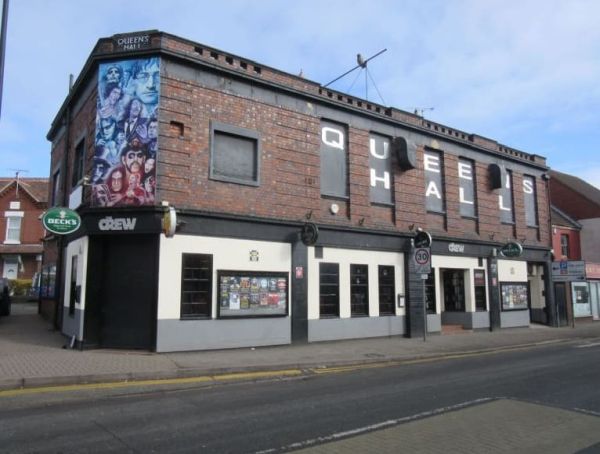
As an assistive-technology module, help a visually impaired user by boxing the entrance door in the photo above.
[96,235,158,349]
[554,282,568,326]
[443,270,465,312]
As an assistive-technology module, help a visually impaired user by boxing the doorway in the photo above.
[85,234,158,349]
[554,282,568,326]
[442,269,465,312]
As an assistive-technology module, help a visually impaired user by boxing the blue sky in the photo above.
[1,0,600,187]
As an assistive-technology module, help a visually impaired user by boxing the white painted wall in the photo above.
[307,247,404,320]
[431,255,487,313]
[158,234,292,320]
[498,259,527,282]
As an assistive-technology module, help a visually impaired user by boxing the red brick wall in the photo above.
[550,179,600,220]
[552,227,581,260]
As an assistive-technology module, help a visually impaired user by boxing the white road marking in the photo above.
[256,397,498,453]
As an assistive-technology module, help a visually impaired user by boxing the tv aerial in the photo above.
[323,49,388,104]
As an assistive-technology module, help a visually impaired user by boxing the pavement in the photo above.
[2,302,600,393]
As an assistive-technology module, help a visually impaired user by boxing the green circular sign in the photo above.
[42,207,81,235]
[500,241,523,258]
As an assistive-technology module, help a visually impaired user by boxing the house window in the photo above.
[210,122,260,186]
[320,120,348,198]
[560,234,570,258]
[4,214,23,244]
[319,262,339,317]
[180,254,213,319]
[72,139,85,187]
[378,265,395,315]
[350,264,369,316]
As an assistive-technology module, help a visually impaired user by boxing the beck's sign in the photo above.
[42,208,81,235]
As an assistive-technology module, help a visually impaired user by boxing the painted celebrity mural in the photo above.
[92,57,159,207]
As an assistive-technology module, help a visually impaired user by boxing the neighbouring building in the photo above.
[0,177,48,283]
[44,30,555,351]
[550,170,600,322]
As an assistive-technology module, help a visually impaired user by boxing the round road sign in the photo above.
[415,248,430,265]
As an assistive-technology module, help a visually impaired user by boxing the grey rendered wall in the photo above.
[156,318,291,352]
[427,314,441,333]
[580,219,600,263]
[471,311,490,329]
[308,316,405,342]
[441,311,471,326]
[501,310,530,328]
[62,309,84,341]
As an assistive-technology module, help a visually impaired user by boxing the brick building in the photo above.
[549,170,600,322]
[0,177,47,282]
[44,31,555,351]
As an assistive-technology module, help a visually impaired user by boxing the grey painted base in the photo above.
[441,311,490,329]
[530,308,548,324]
[427,314,441,333]
[501,310,530,328]
[308,316,405,342]
[156,318,291,352]
[62,308,84,341]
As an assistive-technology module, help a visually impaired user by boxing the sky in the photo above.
[1,0,600,187]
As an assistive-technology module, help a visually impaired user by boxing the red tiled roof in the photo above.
[0,178,48,203]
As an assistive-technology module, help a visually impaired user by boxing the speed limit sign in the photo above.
[414,247,431,274]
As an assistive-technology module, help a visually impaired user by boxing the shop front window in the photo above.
[572,282,592,317]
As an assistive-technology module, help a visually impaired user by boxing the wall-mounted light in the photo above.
[408,224,415,231]
[489,233,495,240]
[358,217,365,226]
[305,210,313,220]
[330,203,339,215]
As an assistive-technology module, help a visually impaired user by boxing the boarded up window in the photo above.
[210,123,260,186]
[424,150,444,213]
[523,175,538,227]
[369,133,393,205]
[458,158,476,217]
[499,170,514,223]
[320,121,348,198]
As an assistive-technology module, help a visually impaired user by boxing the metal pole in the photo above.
[423,279,427,342]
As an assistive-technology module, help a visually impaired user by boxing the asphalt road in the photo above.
[1,340,600,453]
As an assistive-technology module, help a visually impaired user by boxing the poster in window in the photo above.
[218,271,288,317]
[92,57,160,207]
[501,283,528,310]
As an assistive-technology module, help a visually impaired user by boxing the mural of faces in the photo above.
[92,57,160,207]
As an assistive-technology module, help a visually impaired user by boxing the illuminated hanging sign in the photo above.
[42,208,81,235]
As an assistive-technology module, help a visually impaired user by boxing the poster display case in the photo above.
[500,282,529,311]
[218,270,288,318]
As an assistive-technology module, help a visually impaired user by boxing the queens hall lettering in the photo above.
[424,150,444,213]
[369,134,393,205]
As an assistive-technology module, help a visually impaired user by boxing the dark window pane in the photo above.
[180,254,213,319]
[350,264,369,316]
[378,265,395,315]
[319,262,339,317]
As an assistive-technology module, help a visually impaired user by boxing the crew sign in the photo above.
[42,208,81,235]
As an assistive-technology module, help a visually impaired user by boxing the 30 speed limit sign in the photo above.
[414,247,431,274]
